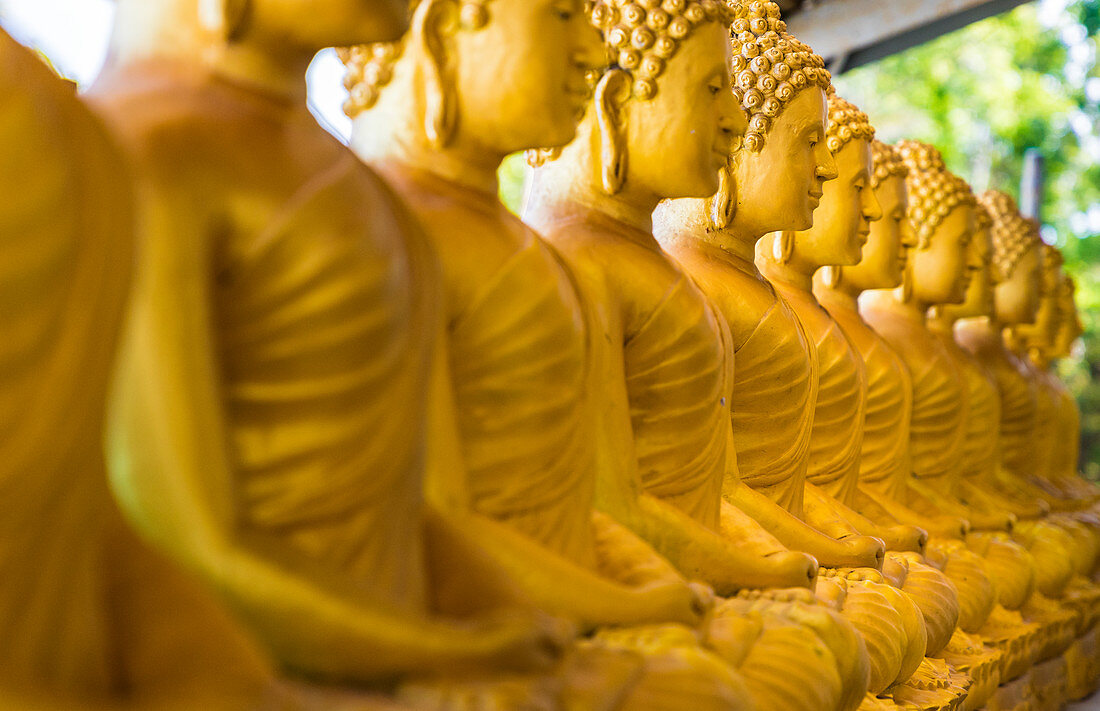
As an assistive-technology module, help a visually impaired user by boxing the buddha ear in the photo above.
[594,69,631,195]
[900,264,914,303]
[773,231,795,264]
[411,0,459,149]
[198,0,250,42]
[708,163,736,230]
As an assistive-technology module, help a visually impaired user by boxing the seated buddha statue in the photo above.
[1049,276,1100,504]
[924,203,1021,533]
[92,0,575,703]
[0,27,291,710]
[953,192,1092,690]
[744,94,993,708]
[520,3,877,710]
[341,4,767,708]
[642,6,967,706]
[754,94,933,557]
[812,140,973,542]
[955,192,1084,597]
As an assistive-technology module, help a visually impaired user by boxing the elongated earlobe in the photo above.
[594,70,630,196]
[414,0,458,150]
[709,164,735,230]
[774,231,795,264]
[198,0,250,42]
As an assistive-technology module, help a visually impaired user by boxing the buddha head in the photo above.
[977,190,1042,326]
[1017,244,1064,355]
[702,0,836,239]
[896,140,976,309]
[343,0,601,159]
[529,0,740,208]
[1054,275,1083,358]
[829,140,913,293]
[791,92,881,279]
[110,0,408,63]
[940,203,996,321]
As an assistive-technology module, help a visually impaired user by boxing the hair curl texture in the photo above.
[976,190,1041,283]
[825,91,874,154]
[1039,243,1064,297]
[869,140,906,190]
[726,0,831,152]
[590,0,732,102]
[339,1,491,119]
[896,140,976,249]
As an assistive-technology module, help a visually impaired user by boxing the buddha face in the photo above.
[910,204,973,307]
[244,0,407,48]
[993,244,1042,325]
[730,87,836,237]
[951,225,995,319]
[621,22,740,200]
[843,174,911,291]
[453,0,601,154]
[793,137,880,271]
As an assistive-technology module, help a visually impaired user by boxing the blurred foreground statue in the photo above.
[92,1,573,707]
[0,26,284,711]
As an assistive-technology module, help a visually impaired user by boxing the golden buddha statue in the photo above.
[954,192,1083,594]
[647,7,968,706]
[745,94,997,709]
[952,192,1098,707]
[341,3,770,708]
[1048,276,1100,504]
[93,0,575,703]
[520,3,879,709]
[0,27,286,710]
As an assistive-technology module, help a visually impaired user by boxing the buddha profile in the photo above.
[0,27,284,709]
[754,93,940,556]
[521,2,883,709]
[544,3,970,705]
[93,0,575,703]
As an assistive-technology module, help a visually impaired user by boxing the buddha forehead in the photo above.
[590,0,732,101]
[728,0,830,151]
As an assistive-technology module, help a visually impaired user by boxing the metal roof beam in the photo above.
[787,0,1034,73]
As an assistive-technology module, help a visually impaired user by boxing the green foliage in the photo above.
[837,0,1100,476]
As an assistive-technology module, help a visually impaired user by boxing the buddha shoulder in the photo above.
[673,246,788,352]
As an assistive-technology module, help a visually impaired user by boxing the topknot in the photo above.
[590,0,733,101]
[826,91,874,154]
[726,0,831,152]
[340,1,490,119]
[977,190,1041,282]
[897,140,976,249]
[869,140,906,190]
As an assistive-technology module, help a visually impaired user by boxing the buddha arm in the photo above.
[106,191,553,682]
[724,482,883,569]
[421,329,703,629]
[579,293,817,593]
[815,485,927,553]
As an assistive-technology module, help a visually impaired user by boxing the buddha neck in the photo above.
[756,242,814,293]
[352,76,503,197]
[526,119,660,240]
[104,0,310,105]
[861,286,926,324]
[711,222,765,268]
[957,315,1001,341]
[816,278,861,316]
[926,306,957,337]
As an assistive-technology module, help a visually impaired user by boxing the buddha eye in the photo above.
[552,0,575,20]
